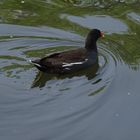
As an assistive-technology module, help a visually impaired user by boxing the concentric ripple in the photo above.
[0,39,118,108]
[0,25,121,140]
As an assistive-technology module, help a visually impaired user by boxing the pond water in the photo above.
[0,1,140,140]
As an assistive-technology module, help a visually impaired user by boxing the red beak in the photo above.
[100,32,104,38]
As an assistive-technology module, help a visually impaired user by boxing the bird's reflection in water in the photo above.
[31,61,99,89]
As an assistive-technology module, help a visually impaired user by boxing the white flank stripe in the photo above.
[62,59,88,67]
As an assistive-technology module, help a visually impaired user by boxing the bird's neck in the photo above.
[85,40,97,52]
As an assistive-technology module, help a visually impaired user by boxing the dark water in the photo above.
[0,1,140,140]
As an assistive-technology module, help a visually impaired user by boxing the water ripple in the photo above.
[0,26,122,140]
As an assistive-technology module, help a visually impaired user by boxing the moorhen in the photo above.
[30,29,104,74]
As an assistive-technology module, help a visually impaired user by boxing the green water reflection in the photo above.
[1,1,140,140]
[0,0,140,76]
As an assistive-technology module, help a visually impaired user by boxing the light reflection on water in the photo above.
[60,14,128,34]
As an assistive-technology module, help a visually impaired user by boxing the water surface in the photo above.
[0,1,140,140]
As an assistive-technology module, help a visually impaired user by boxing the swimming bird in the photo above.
[30,29,104,74]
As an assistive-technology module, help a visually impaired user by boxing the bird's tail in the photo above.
[28,59,42,68]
